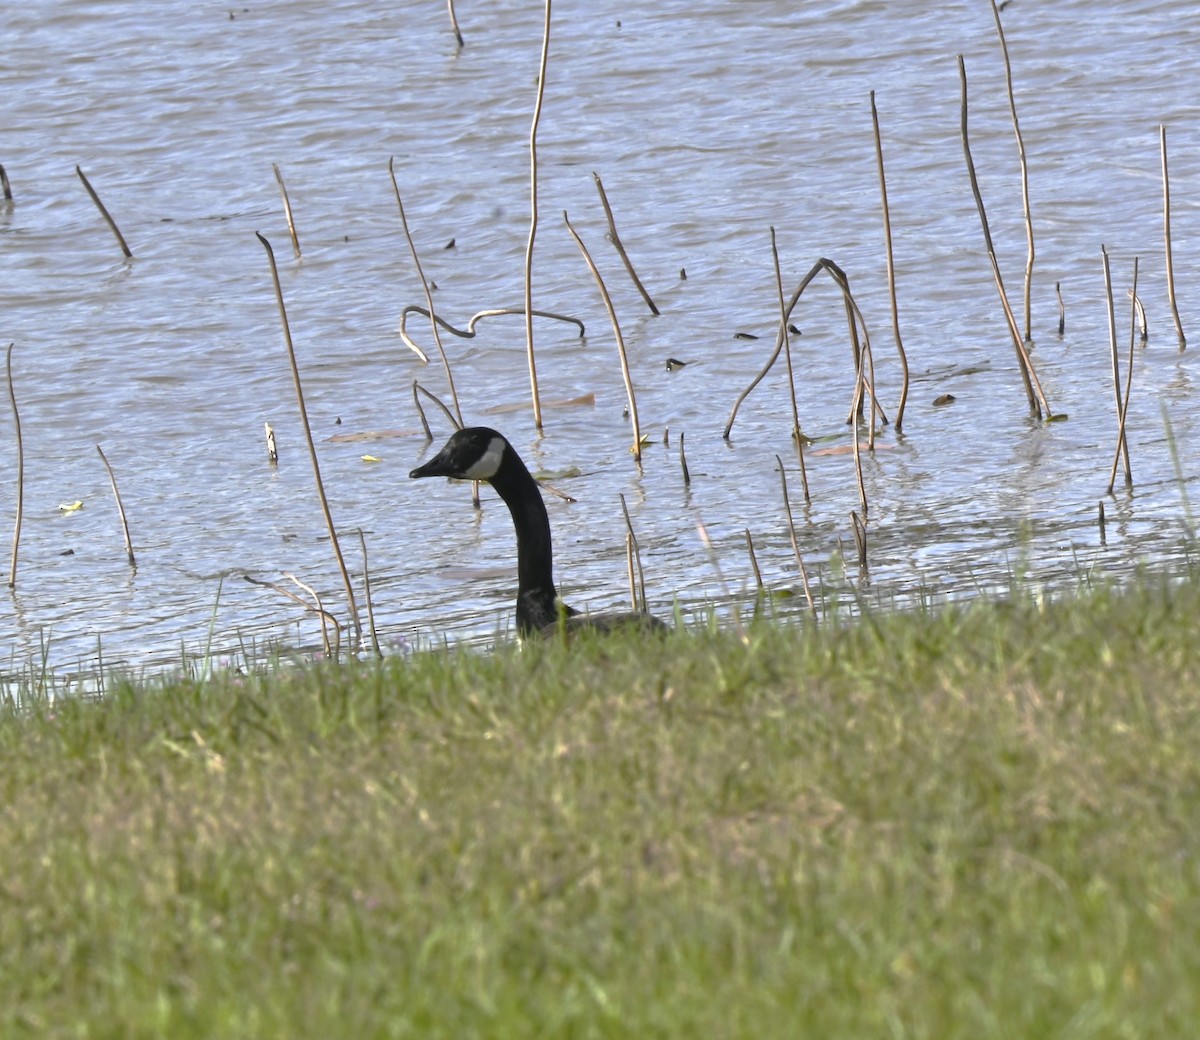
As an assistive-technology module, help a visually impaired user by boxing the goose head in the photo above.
[409,427,509,482]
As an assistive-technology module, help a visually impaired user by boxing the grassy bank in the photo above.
[2,576,1198,1038]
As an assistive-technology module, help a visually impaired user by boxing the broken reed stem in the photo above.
[1128,289,1148,341]
[399,305,584,365]
[286,573,338,657]
[776,456,816,616]
[1161,125,1187,351]
[724,258,886,439]
[411,380,433,439]
[357,528,383,658]
[679,430,691,485]
[1105,251,1136,493]
[94,444,136,567]
[265,422,278,464]
[850,510,868,572]
[695,514,749,644]
[76,165,132,259]
[389,158,464,426]
[593,171,659,315]
[257,231,362,653]
[744,529,764,593]
[243,574,340,657]
[1056,281,1065,335]
[563,210,644,461]
[6,343,23,588]
[957,56,1050,418]
[0,164,12,202]
[870,91,910,431]
[272,163,302,259]
[990,0,1035,343]
[412,383,462,431]
[618,493,648,610]
[625,533,636,612]
[524,0,553,431]
[446,0,464,47]
[771,228,811,501]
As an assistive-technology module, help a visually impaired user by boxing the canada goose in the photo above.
[410,426,666,638]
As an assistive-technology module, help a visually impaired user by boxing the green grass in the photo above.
[2,576,1199,1038]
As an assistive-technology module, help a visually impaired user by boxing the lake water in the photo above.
[2,0,1200,680]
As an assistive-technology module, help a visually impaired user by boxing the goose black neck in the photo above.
[488,444,558,630]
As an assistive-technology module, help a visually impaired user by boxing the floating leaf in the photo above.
[58,500,84,512]
[360,455,383,463]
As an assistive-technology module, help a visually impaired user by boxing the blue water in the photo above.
[2,0,1199,678]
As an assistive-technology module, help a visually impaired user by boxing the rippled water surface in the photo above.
[3,0,1200,675]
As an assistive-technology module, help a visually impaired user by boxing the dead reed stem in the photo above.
[870,91,910,431]
[95,444,136,568]
[771,228,811,501]
[6,343,23,588]
[1161,125,1187,350]
[265,422,278,464]
[695,515,749,644]
[413,382,463,431]
[776,455,816,615]
[389,159,464,426]
[243,574,340,658]
[75,165,132,259]
[272,163,302,259]
[447,0,464,47]
[618,493,648,610]
[1128,289,1148,341]
[679,430,690,485]
[957,56,1050,418]
[400,306,584,363]
[0,164,12,202]
[724,258,885,439]
[412,380,433,439]
[287,574,337,657]
[524,0,553,430]
[744,529,764,593]
[1105,249,1135,493]
[1056,281,1065,335]
[850,510,868,573]
[563,210,644,461]
[357,528,382,658]
[593,172,658,315]
[257,231,363,652]
[990,0,1035,343]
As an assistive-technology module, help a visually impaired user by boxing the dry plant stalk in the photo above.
[1161,125,1187,350]
[744,529,764,593]
[563,210,645,461]
[695,514,749,644]
[1128,289,1148,341]
[94,444,136,567]
[0,164,12,202]
[776,455,816,616]
[411,380,433,439]
[357,528,383,658]
[957,56,1051,418]
[389,158,464,426]
[524,0,553,430]
[850,510,868,572]
[1056,281,1065,335]
[6,343,23,588]
[243,573,340,658]
[76,165,132,259]
[257,231,363,651]
[870,92,910,430]
[272,163,302,259]
[770,228,811,501]
[679,430,690,485]
[447,0,464,47]
[619,493,648,611]
[1105,250,1136,493]
[400,305,584,364]
[990,0,1035,343]
[723,258,886,439]
[593,172,658,315]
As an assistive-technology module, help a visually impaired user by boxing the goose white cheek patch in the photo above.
[464,437,505,480]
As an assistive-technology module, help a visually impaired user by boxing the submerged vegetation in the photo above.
[2,574,1198,1037]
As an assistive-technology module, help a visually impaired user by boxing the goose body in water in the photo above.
[410,427,666,638]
